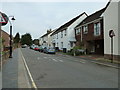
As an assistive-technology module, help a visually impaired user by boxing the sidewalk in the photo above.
[56,52,120,69]
[2,48,31,88]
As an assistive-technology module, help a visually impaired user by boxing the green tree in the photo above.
[14,32,20,43]
[21,33,32,46]
[32,39,39,45]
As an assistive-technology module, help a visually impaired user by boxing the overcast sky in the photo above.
[1,0,109,39]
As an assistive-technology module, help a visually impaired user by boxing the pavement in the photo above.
[56,52,120,69]
[2,48,31,88]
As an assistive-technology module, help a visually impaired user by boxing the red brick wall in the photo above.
[0,30,9,47]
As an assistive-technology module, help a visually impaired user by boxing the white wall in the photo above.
[51,13,87,51]
[104,1,120,55]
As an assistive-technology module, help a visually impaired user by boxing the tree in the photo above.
[32,39,39,45]
[14,32,20,43]
[21,33,32,46]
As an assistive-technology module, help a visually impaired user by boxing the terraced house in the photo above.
[51,12,87,52]
[75,8,106,55]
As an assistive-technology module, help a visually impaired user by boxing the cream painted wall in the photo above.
[104,1,119,55]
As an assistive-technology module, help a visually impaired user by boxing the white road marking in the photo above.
[20,49,37,89]
[43,57,47,59]
[52,59,58,62]
[59,60,63,62]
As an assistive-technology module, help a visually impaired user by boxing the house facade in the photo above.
[51,12,87,52]
[75,8,106,55]
[39,29,54,47]
[103,0,120,60]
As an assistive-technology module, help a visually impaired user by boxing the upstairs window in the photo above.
[75,27,81,35]
[94,22,101,36]
[56,33,58,39]
[83,25,88,34]
[64,29,67,36]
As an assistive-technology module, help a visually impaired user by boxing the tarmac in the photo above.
[57,52,120,69]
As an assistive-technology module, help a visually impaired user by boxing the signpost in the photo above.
[0,12,8,26]
[109,30,115,63]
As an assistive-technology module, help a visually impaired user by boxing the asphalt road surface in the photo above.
[21,48,118,88]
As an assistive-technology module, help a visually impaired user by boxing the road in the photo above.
[21,48,118,88]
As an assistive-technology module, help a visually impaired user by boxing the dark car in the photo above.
[38,46,45,52]
[43,47,56,54]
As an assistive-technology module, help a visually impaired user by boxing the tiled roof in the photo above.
[51,12,87,35]
[40,31,52,38]
[75,8,106,28]
[75,1,111,28]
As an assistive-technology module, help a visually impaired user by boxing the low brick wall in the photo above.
[104,54,120,63]
[0,51,10,68]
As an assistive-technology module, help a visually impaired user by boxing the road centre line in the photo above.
[20,49,37,89]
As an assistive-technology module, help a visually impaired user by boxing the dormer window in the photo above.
[83,25,88,34]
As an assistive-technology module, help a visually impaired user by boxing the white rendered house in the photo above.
[39,30,53,47]
[51,12,88,52]
[103,0,120,60]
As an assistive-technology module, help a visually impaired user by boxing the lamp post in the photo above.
[8,16,15,58]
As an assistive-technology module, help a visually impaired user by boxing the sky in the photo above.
[0,0,109,39]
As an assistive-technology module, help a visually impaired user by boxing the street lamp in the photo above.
[8,16,15,58]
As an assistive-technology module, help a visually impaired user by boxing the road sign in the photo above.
[109,30,115,38]
[0,12,8,26]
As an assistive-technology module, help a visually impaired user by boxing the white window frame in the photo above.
[83,25,88,34]
[94,22,101,36]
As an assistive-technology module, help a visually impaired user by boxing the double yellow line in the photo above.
[20,49,37,89]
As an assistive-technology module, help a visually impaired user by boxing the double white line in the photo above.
[20,49,37,89]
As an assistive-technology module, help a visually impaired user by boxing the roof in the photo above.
[75,8,106,28]
[51,12,87,35]
[40,32,51,38]
[75,1,111,28]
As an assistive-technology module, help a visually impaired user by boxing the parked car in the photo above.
[34,46,40,51]
[43,47,56,54]
[38,46,45,52]
[22,44,27,48]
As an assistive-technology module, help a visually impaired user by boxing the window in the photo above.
[61,31,63,38]
[94,22,101,36]
[64,30,67,36]
[75,28,81,35]
[83,25,88,34]
[61,42,63,49]
[56,33,58,39]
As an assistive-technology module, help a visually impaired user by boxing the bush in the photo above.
[71,46,84,56]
